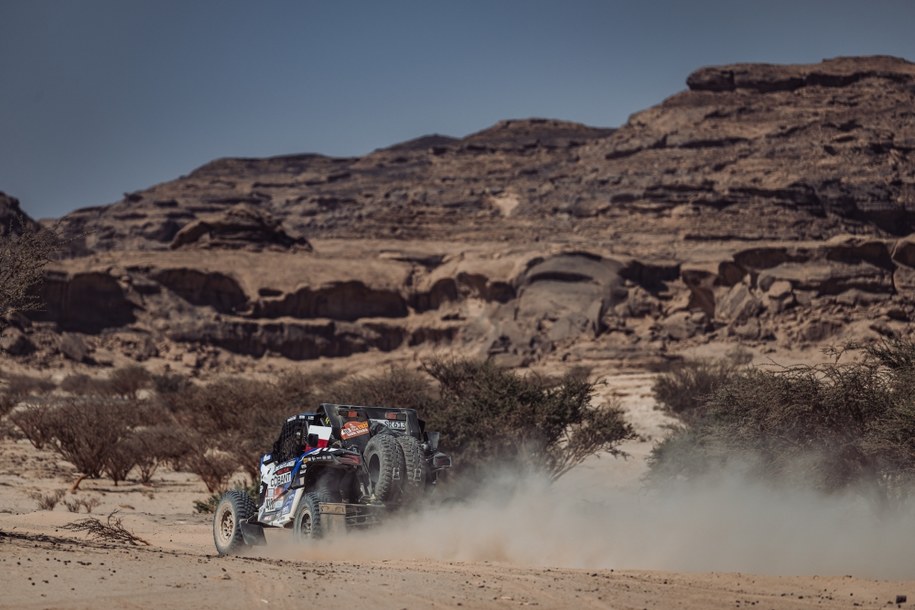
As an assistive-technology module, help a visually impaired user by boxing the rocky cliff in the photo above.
[4,56,915,373]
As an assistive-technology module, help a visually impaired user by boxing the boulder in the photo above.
[718,284,763,323]
[59,333,90,363]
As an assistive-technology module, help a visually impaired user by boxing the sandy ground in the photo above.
[2,373,915,609]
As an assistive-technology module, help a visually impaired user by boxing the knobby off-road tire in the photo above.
[364,433,405,503]
[396,435,427,506]
[292,491,328,541]
[213,490,257,556]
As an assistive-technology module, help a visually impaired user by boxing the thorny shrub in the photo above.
[649,339,915,506]
[422,358,635,481]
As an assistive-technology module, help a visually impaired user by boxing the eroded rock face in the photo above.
[7,56,915,369]
[170,203,312,252]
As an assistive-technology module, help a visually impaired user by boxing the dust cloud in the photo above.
[267,467,915,579]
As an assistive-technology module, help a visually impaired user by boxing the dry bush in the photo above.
[649,340,915,504]
[0,218,61,315]
[325,366,436,411]
[60,373,109,396]
[102,437,136,485]
[184,447,238,493]
[9,402,57,449]
[423,358,635,481]
[151,371,191,398]
[652,357,740,422]
[62,510,148,546]
[43,398,132,479]
[1,373,55,419]
[27,489,65,510]
[107,365,152,397]
[165,375,319,486]
[59,366,153,398]
[129,425,189,484]
[63,496,101,514]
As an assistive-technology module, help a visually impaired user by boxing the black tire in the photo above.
[213,490,256,556]
[396,435,427,505]
[364,433,405,503]
[292,491,326,541]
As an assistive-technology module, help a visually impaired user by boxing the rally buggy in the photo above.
[212,403,452,555]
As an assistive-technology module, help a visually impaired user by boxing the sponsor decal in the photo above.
[341,420,370,440]
[270,467,293,487]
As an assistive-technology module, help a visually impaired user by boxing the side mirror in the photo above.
[306,433,319,448]
[426,431,440,452]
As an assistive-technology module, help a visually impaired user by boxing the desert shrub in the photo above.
[164,375,319,485]
[1,373,54,418]
[9,401,60,449]
[325,366,436,411]
[60,373,108,396]
[128,424,191,484]
[27,489,66,510]
[423,358,635,481]
[649,340,915,503]
[41,397,135,481]
[151,371,192,397]
[107,365,153,397]
[63,495,101,514]
[652,357,740,421]
[59,366,153,397]
[184,446,238,493]
[102,437,137,485]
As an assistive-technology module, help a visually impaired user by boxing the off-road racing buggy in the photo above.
[213,403,451,555]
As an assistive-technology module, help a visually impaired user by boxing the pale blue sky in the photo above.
[2,0,914,219]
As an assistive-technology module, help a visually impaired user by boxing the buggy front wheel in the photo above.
[213,490,256,556]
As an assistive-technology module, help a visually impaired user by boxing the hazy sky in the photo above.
[2,1,914,219]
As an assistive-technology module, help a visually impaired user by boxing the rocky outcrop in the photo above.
[170,203,312,251]
[6,56,915,371]
[31,271,137,333]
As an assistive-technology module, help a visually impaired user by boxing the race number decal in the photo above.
[341,420,370,440]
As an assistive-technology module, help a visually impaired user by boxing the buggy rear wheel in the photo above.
[213,490,256,556]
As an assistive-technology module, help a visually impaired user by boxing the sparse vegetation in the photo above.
[62,510,149,546]
[2,359,635,494]
[423,358,635,481]
[649,340,915,505]
[27,489,66,510]
[63,495,101,514]
[193,482,258,514]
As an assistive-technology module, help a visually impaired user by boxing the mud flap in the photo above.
[319,502,386,535]
[240,522,267,546]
